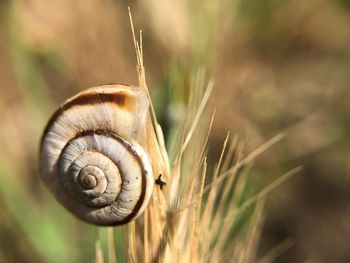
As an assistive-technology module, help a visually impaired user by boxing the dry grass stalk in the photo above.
[94,11,301,263]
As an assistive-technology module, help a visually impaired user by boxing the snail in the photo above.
[39,84,156,226]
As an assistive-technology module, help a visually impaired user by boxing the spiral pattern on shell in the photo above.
[39,84,154,225]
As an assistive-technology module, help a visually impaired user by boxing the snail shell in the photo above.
[40,84,154,225]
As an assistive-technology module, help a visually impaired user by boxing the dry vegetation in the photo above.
[1,0,350,262]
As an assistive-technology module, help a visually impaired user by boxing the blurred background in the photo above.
[1,0,350,262]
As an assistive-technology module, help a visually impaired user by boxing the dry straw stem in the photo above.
[108,227,117,263]
[96,10,301,263]
[95,239,104,263]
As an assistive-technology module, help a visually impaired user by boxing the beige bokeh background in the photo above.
[1,0,350,262]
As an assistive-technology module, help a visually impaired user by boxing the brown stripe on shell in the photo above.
[58,129,147,226]
[40,88,135,153]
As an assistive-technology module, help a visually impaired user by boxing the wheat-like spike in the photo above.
[121,8,296,263]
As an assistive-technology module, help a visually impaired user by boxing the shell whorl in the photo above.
[40,84,154,225]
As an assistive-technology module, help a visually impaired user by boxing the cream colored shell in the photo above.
[40,84,154,225]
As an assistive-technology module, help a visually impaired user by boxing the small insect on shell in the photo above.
[39,84,155,225]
